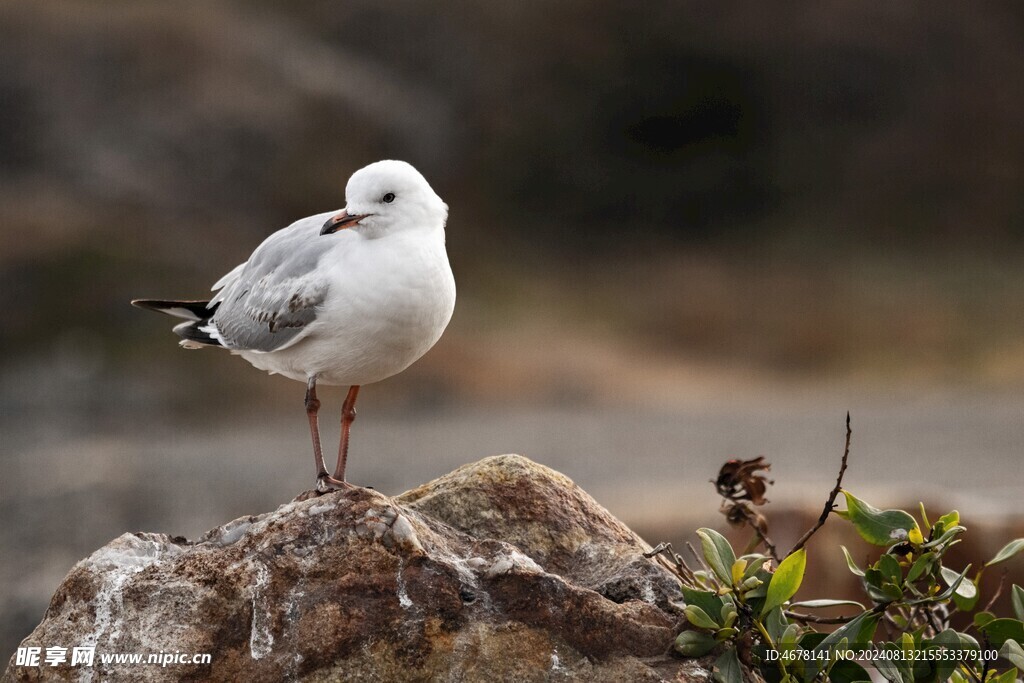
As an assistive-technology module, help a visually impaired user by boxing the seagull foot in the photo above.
[316,474,354,494]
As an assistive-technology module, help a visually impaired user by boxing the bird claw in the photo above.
[316,474,353,494]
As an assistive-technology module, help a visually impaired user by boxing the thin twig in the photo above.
[923,606,943,638]
[882,613,897,640]
[677,551,695,575]
[783,610,858,625]
[983,569,1008,613]
[644,542,680,575]
[979,636,991,682]
[687,541,712,578]
[733,503,782,563]
[653,553,683,582]
[644,541,675,565]
[644,542,698,583]
[787,412,852,556]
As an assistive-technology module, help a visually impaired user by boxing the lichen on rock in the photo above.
[4,455,708,682]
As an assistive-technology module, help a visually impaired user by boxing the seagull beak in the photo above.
[321,210,368,235]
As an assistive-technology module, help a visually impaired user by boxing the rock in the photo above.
[397,455,684,614]
[4,455,710,682]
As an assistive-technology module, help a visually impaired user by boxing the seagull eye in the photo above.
[382,192,396,204]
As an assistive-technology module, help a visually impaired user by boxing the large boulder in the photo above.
[4,455,711,682]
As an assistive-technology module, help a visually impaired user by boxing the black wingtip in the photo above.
[131,298,158,310]
[131,299,217,320]
[173,319,223,348]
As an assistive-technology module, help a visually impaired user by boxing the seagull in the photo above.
[133,160,456,492]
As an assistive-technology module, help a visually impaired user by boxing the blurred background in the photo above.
[3,0,1024,659]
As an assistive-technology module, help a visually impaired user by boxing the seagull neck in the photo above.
[356,223,444,242]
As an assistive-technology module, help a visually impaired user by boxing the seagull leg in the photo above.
[332,385,361,482]
[305,376,329,481]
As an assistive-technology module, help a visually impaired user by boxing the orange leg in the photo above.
[332,385,361,482]
[305,377,328,479]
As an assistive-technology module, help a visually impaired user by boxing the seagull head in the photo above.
[320,160,448,237]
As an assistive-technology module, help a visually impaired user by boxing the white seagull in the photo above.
[133,160,456,491]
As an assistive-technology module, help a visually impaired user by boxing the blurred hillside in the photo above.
[2,0,1024,415]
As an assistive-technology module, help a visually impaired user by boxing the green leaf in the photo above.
[1013,585,1024,622]
[878,553,903,587]
[935,510,960,533]
[974,611,996,629]
[792,632,827,679]
[827,659,873,683]
[697,528,737,585]
[873,643,908,682]
[864,566,904,603]
[956,630,981,663]
[864,567,884,589]
[981,618,1024,650]
[909,564,971,605]
[715,627,738,641]
[927,629,962,683]
[952,585,980,612]
[987,539,1024,567]
[814,612,879,661]
[728,559,746,587]
[762,549,807,617]
[1001,639,1024,670]
[989,669,1018,683]
[789,598,866,610]
[720,602,737,629]
[742,576,767,599]
[684,604,720,630]
[740,554,768,580]
[870,584,904,603]
[674,629,718,657]
[856,611,880,643]
[842,490,921,547]
[906,551,935,583]
[923,525,966,550]
[798,631,827,648]
[712,647,742,683]
[918,502,931,530]
[764,604,789,643]
[840,546,866,577]
[682,586,725,620]
[940,566,977,600]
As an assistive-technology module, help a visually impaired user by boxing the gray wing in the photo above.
[209,212,337,352]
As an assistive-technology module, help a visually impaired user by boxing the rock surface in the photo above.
[4,455,711,682]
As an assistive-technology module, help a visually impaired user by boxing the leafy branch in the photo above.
[660,414,1024,683]
[788,412,851,557]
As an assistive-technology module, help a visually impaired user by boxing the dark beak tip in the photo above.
[321,211,368,235]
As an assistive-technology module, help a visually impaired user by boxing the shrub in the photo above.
[651,416,1024,683]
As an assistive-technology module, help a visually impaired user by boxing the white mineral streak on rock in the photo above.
[641,579,656,604]
[248,562,274,660]
[550,649,566,673]
[80,534,172,651]
[396,559,413,609]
